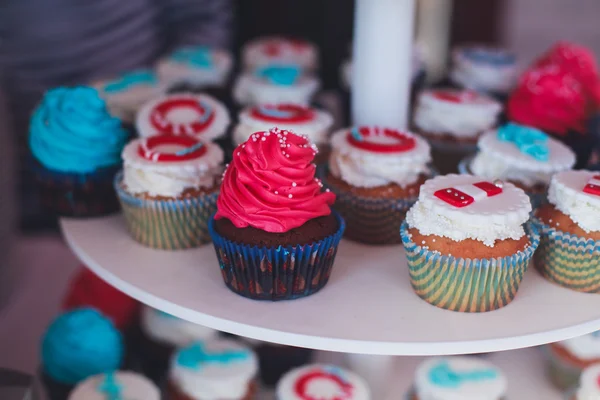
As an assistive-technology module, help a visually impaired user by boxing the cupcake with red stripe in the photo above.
[115,134,223,249]
[209,127,344,300]
[402,174,539,312]
[136,93,230,141]
[242,36,318,72]
[322,126,431,245]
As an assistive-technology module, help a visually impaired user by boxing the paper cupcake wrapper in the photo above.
[208,212,345,301]
[401,222,540,312]
[532,218,600,293]
[114,172,218,250]
[542,345,584,391]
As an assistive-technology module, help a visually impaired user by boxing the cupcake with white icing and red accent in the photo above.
[322,126,431,245]
[233,65,320,106]
[115,134,223,249]
[569,363,600,400]
[136,93,230,141]
[534,170,600,293]
[242,36,318,72]
[408,356,507,400]
[276,364,370,400]
[402,174,539,312]
[68,371,160,400]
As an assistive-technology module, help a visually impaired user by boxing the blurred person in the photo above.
[0,0,233,230]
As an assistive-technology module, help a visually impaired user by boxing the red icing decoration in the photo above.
[263,39,309,56]
[432,89,478,104]
[62,267,140,330]
[346,127,416,154]
[434,182,502,208]
[150,97,215,136]
[251,104,315,123]
[294,370,353,400]
[138,135,206,162]
[473,181,503,196]
[583,175,600,196]
[215,128,335,233]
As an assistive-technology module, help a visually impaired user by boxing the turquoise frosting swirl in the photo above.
[29,86,128,174]
[497,122,550,161]
[41,308,124,385]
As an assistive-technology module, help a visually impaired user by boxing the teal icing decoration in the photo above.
[256,65,301,86]
[41,308,124,385]
[29,86,128,174]
[429,361,498,388]
[98,372,122,400]
[258,106,294,119]
[104,70,157,93]
[323,366,349,383]
[175,143,204,156]
[170,47,214,68]
[176,342,249,370]
[592,330,600,338]
[351,128,364,142]
[497,123,550,161]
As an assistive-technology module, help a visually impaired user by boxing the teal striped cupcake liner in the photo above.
[400,222,540,312]
[542,344,584,391]
[532,217,600,293]
[114,172,218,250]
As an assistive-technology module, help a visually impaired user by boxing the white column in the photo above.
[351,0,416,130]
[415,0,454,84]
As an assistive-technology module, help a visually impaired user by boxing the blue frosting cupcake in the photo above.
[29,86,129,217]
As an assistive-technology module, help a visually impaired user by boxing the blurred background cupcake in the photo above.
[68,371,160,400]
[323,126,431,245]
[412,88,501,174]
[402,174,537,312]
[534,170,600,293]
[209,128,343,300]
[568,363,600,400]
[167,339,258,400]
[116,134,223,249]
[241,36,319,72]
[408,356,507,399]
[29,86,129,217]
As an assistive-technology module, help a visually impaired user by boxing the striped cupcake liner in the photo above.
[114,172,218,250]
[542,345,584,391]
[400,222,540,312]
[208,212,345,301]
[532,218,600,293]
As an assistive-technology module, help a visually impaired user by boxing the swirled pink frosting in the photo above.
[215,128,335,233]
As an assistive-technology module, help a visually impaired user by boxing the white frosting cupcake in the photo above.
[406,174,532,247]
[157,46,233,88]
[68,372,160,400]
[414,357,507,400]
[93,70,164,123]
[233,68,320,106]
[141,306,217,347]
[276,364,370,400]
[233,104,333,146]
[470,125,576,187]
[242,36,318,71]
[121,135,223,198]
[136,93,230,141]
[548,170,600,233]
[559,331,600,361]
[576,364,600,400]
[413,89,502,140]
[451,46,518,94]
[329,127,431,188]
[170,339,258,400]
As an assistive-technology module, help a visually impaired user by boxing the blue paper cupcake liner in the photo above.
[114,172,218,250]
[208,211,345,301]
[401,221,540,312]
[532,217,600,293]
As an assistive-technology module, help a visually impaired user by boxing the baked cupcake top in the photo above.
[141,306,216,347]
[68,372,160,400]
[157,46,233,88]
[548,170,600,233]
[136,93,230,140]
[576,364,600,400]
[414,357,507,400]
[451,45,518,94]
[470,124,576,187]
[29,86,129,174]
[170,339,258,400]
[215,128,335,233]
[234,103,333,146]
[93,70,163,123]
[242,36,318,71]
[406,174,531,246]
[276,364,370,400]
[413,89,502,139]
[122,135,223,197]
[558,331,600,361]
[329,126,431,188]
[41,308,124,385]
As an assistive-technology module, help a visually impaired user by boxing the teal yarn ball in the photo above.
[41,307,124,385]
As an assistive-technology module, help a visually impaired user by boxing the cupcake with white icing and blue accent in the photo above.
[409,356,507,400]
[545,331,600,391]
[68,371,159,400]
[168,339,258,400]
